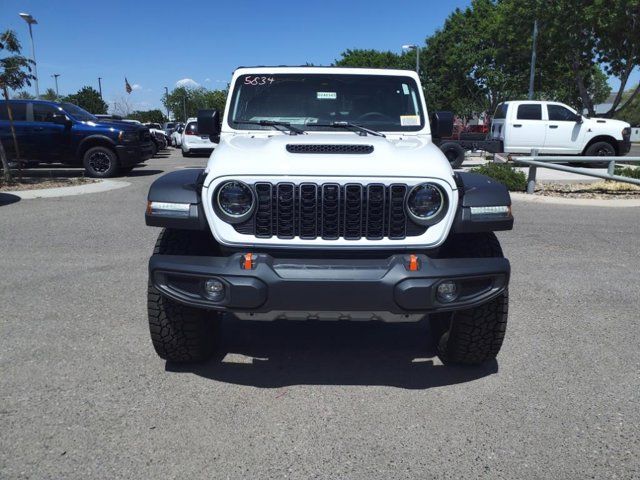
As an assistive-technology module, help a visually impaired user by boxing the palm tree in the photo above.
[0,30,35,183]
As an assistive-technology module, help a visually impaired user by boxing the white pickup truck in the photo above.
[489,100,631,156]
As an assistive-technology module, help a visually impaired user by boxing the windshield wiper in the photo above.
[310,121,386,138]
[233,120,304,135]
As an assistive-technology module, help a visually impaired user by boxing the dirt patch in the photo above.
[0,177,96,192]
[536,181,640,199]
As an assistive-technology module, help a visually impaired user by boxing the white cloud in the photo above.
[176,78,200,88]
[131,83,142,91]
[204,78,211,83]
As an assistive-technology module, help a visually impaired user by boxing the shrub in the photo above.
[615,166,640,179]
[469,162,527,191]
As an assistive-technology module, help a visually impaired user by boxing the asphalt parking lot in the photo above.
[1,148,639,479]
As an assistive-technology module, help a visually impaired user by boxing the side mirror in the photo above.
[430,111,454,138]
[53,113,71,126]
[574,114,583,124]
[197,109,221,143]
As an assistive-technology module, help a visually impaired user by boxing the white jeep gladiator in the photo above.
[145,66,514,366]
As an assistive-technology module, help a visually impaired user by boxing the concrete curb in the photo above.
[512,192,640,207]
[4,179,131,200]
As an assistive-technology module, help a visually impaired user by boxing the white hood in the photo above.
[583,117,630,130]
[204,133,454,187]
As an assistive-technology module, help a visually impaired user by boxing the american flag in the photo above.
[125,78,132,94]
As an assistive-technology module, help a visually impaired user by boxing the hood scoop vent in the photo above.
[286,144,374,154]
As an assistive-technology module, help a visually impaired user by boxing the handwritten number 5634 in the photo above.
[244,76,275,86]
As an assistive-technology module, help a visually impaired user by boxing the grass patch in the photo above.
[614,165,640,179]
[469,162,527,191]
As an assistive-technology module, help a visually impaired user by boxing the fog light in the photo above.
[204,278,225,301]
[436,281,458,303]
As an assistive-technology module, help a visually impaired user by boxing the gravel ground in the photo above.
[1,149,639,479]
[0,177,95,191]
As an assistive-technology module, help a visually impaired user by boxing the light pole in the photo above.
[98,77,103,98]
[19,13,39,98]
[528,20,539,100]
[164,86,170,120]
[402,44,420,74]
[52,74,60,97]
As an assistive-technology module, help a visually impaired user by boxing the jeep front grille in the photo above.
[233,182,427,240]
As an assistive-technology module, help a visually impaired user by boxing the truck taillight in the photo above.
[185,130,197,135]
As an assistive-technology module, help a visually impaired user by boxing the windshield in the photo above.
[229,73,425,132]
[60,102,98,122]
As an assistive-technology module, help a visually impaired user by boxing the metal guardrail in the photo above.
[511,150,640,193]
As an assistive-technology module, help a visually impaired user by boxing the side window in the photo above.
[0,103,27,121]
[493,103,508,119]
[33,103,60,122]
[548,104,576,121]
[517,104,542,120]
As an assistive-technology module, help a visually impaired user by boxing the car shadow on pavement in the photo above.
[165,318,498,389]
[125,169,165,177]
[0,192,21,206]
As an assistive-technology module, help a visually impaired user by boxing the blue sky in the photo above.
[2,0,637,113]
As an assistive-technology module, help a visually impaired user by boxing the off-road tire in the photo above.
[439,141,466,169]
[83,146,119,178]
[431,232,508,365]
[147,228,220,363]
[580,141,616,168]
[584,140,616,157]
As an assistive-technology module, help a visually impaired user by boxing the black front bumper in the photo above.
[116,141,154,166]
[618,135,631,155]
[149,253,510,315]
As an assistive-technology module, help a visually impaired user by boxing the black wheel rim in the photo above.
[88,151,111,173]
[596,146,613,156]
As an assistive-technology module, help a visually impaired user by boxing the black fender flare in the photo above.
[76,135,117,160]
[146,168,207,230]
[452,172,514,233]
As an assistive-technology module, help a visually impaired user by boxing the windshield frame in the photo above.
[60,102,98,122]
[226,71,427,134]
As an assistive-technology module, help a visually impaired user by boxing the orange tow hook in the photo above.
[242,253,254,270]
[408,254,420,272]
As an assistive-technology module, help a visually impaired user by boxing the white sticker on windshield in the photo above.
[317,91,337,100]
[402,84,410,95]
[400,115,420,126]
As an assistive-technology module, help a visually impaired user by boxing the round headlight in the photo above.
[406,183,446,224]
[216,180,255,222]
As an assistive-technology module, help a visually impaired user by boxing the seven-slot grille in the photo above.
[233,182,428,240]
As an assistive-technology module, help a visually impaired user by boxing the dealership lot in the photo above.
[1,149,639,479]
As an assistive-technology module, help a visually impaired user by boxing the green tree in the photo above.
[41,88,58,101]
[0,29,35,182]
[14,90,34,99]
[614,84,640,125]
[421,0,613,116]
[128,109,167,124]
[334,49,412,69]
[163,86,227,122]
[514,0,637,116]
[63,86,108,114]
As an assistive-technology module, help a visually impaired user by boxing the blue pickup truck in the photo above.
[0,100,154,177]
